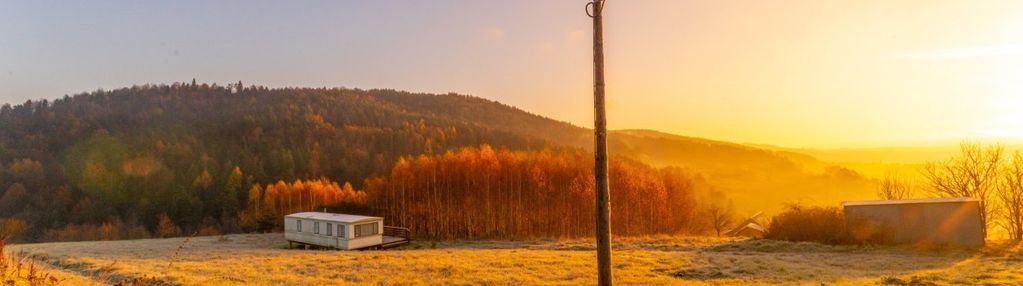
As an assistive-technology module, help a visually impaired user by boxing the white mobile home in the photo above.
[285,212,408,250]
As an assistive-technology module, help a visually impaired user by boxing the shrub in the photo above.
[157,213,181,238]
[41,219,151,242]
[0,218,27,241]
[765,204,852,245]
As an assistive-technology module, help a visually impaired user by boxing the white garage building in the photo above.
[284,212,408,250]
[842,198,984,247]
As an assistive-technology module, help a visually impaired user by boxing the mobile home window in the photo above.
[327,223,333,236]
[338,224,345,238]
[354,222,379,238]
[296,219,302,232]
[314,222,320,234]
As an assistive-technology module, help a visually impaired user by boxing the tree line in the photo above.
[0,83,739,242]
[363,145,711,239]
[0,82,580,241]
[877,142,1023,241]
[923,143,1023,241]
[239,179,367,232]
[234,145,721,239]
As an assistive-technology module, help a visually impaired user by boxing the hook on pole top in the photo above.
[586,0,606,18]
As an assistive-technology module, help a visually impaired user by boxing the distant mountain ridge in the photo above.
[609,129,825,171]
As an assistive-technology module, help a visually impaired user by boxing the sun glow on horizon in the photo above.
[3,1,1023,149]
[597,1,1023,148]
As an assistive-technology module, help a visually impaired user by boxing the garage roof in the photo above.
[842,197,979,207]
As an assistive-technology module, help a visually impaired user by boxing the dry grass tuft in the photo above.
[1,239,95,286]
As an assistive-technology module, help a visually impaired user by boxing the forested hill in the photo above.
[0,83,592,240]
[0,83,582,186]
[0,82,872,241]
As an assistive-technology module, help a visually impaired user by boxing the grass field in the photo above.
[5,234,1023,285]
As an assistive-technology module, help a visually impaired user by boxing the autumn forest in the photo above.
[0,82,866,242]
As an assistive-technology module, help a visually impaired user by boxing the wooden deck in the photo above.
[381,236,409,248]
[287,226,411,250]
[380,226,411,249]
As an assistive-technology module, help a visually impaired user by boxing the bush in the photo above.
[0,218,27,241]
[765,204,851,245]
[41,221,152,242]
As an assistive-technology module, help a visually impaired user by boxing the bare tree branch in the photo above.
[708,200,735,237]
[998,151,1023,241]
[877,173,912,200]
[921,142,1003,239]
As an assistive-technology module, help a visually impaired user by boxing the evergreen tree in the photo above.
[221,166,244,217]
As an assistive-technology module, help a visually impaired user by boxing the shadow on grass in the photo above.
[25,252,176,286]
[398,236,727,252]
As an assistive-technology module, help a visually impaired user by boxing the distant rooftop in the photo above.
[285,212,382,223]
[842,197,980,207]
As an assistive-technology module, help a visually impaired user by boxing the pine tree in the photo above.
[221,166,244,217]
[156,213,180,238]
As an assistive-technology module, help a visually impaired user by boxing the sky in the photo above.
[2,1,1022,148]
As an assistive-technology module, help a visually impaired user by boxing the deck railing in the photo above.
[383,226,411,240]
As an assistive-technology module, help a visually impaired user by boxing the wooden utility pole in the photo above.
[587,0,612,285]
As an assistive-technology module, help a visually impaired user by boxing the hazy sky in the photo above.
[2,1,1022,148]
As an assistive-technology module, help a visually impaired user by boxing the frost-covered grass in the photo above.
[0,240,99,286]
[8,234,1023,285]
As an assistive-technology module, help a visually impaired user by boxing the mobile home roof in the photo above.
[841,197,979,207]
[285,212,382,223]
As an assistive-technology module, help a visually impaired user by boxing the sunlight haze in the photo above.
[5,2,1023,284]
[2,0,1022,148]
